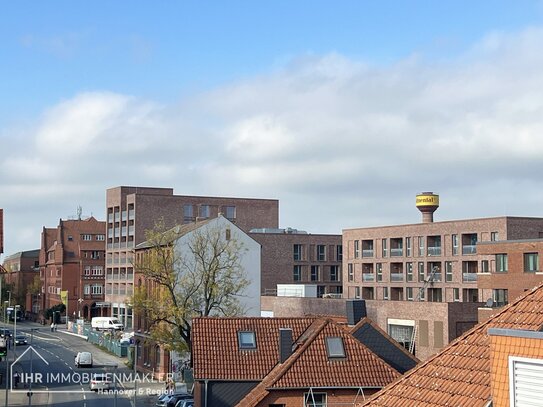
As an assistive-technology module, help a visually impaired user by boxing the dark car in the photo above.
[0,328,12,338]
[14,334,27,345]
[175,400,194,407]
[166,394,192,407]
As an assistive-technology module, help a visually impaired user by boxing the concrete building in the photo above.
[39,217,107,321]
[105,186,278,328]
[2,249,40,315]
[134,215,261,378]
[250,228,342,297]
[477,238,543,322]
[341,192,543,360]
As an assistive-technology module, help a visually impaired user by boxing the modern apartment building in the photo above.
[105,186,279,328]
[341,193,543,359]
[477,238,543,321]
[39,217,107,321]
[250,228,342,297]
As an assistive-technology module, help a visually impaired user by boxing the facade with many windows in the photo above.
[39,217,107,321]
[106,186,279,329]
[250,228,342,297]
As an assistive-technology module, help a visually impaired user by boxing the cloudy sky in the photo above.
[2,1,543,256]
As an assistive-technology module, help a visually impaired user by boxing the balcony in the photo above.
[427,247,442,256]
[462,245,477,255]
[128,226,135,236]
[362,273,375,282]
[428,272,442,282]
[390,273,404,282]
[128,210,135,220]
[122,211,128,222]
[362,250,374,258]
[390,248,403,257]
[462,273,478,283]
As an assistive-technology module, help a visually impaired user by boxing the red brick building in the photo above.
[106,186,279,329]
[250,228,342,296]
[40,217,107,321]
[2,249,40,314]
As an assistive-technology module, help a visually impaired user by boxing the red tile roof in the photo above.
[363,282,543,407]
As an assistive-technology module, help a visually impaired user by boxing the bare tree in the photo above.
[132,219,250,361]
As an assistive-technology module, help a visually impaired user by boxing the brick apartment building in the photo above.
[341,193,543,359]
[250,228,342,296]
[477,238,543,322]
[40,217,107,321]
[2,249,40,314]
[106,186,279,329]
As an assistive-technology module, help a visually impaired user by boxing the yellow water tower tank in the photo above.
[416,192,439,223]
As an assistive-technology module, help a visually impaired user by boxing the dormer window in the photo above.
[238,331,256,349]
[326,337,346,358]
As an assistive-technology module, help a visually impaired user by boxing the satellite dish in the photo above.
[485,298,494,308]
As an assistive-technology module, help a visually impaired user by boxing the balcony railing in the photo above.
[427,247,442,256]
[462,273,478,282]
[390,248,403,257]
[390,273,404,282]
[128,210,135,220]
[362,250,374,257]
[428,272,442,282]
[362,273,375,282]
[462,245,477,255]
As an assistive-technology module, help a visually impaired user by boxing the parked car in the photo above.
[14,334,27,345]
[75,351,93,367]
[89,373,113,391]
[175,399,194,407]
[156,392,191,407]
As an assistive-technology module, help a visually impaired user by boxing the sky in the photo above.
[2,1,543,256]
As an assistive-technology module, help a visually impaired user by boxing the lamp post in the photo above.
[28,328,38,407]
[13,305,20,356]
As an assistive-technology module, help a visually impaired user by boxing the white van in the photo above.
[91,317,124,331]
[75,351,93,367]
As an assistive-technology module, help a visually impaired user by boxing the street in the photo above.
[1,320,163,407]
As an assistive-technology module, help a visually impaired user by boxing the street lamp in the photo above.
[28,328,39,407]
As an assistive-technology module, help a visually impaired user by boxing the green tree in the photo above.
[132,220,250,363]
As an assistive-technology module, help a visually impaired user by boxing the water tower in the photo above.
[416,192,439,223]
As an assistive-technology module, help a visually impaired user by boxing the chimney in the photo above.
[279,328,293,363]
[346,299,367,326]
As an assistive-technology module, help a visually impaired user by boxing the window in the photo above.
[330,265,339,282]
[310,266,320,281]
[92,266,103,276]
[496,254,508,273]
[336,245,343,262]
[383,286,389,300]
[183,204,193,222]
[481,260,489,273]
[293,265,302,282]
[91,284,103,295]
[355,286,361,299]
[382,238,388,257]
[445,261,453,282]
[348,264,354,282]
[509,357,543,406]
[82,234,92,241]
[238,331,256,349]
[89,251,100,260]
[453,288,460,302]
[199,205,210,218]
[354,240,360,258]
[317,245,326,261]
[68,235,73,241]
[84,266,91,276]
[84,285,90,295]
[419,287,426,301]
[418,262,425,282]
[491,232,498,241]
[407,287,413,301]
[304,392,326,407]
[293,244,303,261]
[428,288,442,302]
[325,337,346,358]
[406,237,411,257]
[376,263,383,282]
[493,289,508,307]
[406,262,413,282]
[524,253,539,272]
[418,237,424,256]
[452,234,458,255]
[224,205,236,220]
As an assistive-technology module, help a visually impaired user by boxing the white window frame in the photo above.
[509,356,543,406]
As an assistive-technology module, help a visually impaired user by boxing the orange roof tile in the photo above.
[363,282,543,406]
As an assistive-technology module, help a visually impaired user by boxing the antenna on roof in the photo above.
[77,205,82,220]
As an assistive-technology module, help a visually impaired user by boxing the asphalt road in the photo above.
[5,321,135,407]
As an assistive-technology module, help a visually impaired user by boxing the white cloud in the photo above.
[3,27,543,254]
